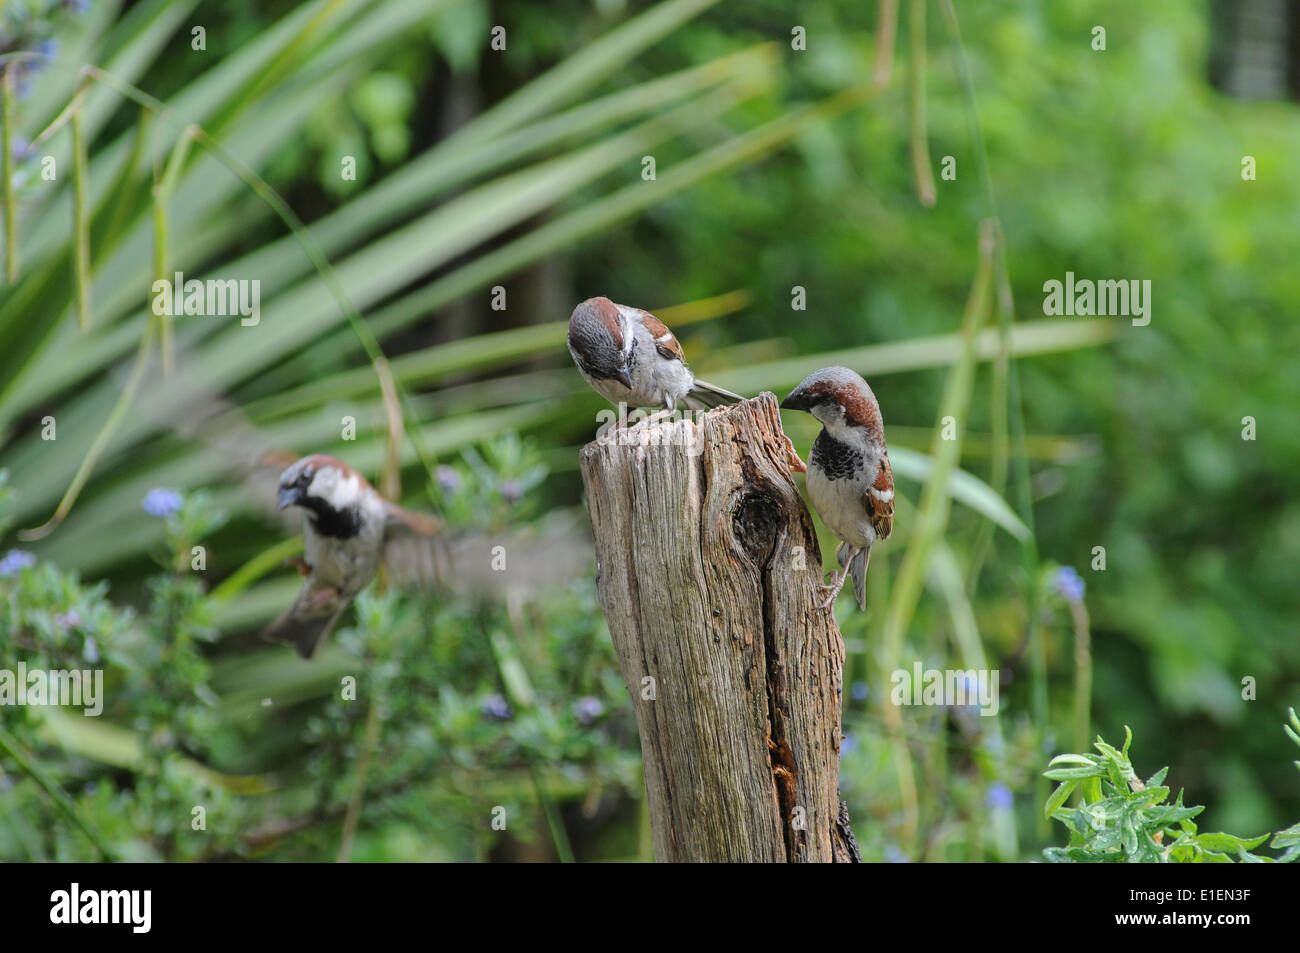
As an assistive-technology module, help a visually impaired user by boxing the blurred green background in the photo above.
[0,0,1297,861]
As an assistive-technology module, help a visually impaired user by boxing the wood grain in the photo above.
[580,393,859,862]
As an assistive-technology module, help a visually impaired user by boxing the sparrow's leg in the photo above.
[286,556,312,577]
[635,394,683,428]
[819,572,850,609]
[782,433,807,473]
[818,548,860,609]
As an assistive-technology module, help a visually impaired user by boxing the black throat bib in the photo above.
[303,498,363,539]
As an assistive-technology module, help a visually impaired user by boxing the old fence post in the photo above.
[579,393,860,862]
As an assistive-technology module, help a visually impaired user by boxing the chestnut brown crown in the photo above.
[781,366,885,441]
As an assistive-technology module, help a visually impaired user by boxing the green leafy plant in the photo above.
[1043,726,1297,863]
[0,446,638,862]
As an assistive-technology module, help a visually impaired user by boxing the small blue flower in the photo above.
[11,137,31,162]
[142,487,183,518]
[480,693,512,721]
[987,783,1014,810]
[840,734,857,755]
[434,465,462,495]
[83,636,100,664]
[36,39,59,61]
[850,681,869,702]
[65,0,92,14]
[0,549,36,576]
[574,696,604,725]
[1053,566,1085,603]
[884,845,909,863]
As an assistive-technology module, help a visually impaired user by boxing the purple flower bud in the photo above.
[83,636,99,664]
[142,488,184,518]
[497,479,523,504]
[434,465,462,495]
[55,609,82,630]
[987,783,1014,810]
[480,694,512,721]
[1053,566,1085,603]
[574,696,604,725]
[0,549,36,577]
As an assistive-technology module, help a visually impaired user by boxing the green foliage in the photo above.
[1043,727,1295,863]
[2,0,1296,861]
[0,451,637,861]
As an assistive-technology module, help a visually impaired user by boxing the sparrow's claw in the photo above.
[818,565,850,609]
[782,433,807,473]
[286,556,312,577]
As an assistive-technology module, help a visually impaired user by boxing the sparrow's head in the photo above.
[568,296,634,389]
[781,366,885,441]
[277,455,366,514]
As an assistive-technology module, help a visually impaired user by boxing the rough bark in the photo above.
[580,393,859,862]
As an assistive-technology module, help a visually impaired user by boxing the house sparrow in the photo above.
[567,296,743,415]
[781,367,894,610]
[264,454,440,658]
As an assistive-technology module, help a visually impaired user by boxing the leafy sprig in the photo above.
[1043,726,1294,863]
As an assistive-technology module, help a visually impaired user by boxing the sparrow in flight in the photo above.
[781,367,894,609]
[264,454,439,658]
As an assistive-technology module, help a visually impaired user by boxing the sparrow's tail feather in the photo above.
[262,607,344,660]
[836,541,870,611]
[683,379,744,411]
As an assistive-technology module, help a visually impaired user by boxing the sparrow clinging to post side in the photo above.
[567,296,743,415]
[781,367,894,610]
[264,454,440,659]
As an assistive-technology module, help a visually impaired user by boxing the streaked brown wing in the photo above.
[637,312,686,362]
[380,501,449,588]
[383,500,441,538]
[867,454,895,540]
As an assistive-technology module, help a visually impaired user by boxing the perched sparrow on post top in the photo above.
[781,367,894,610]
[567,296,743,414]
[264,454,439,658]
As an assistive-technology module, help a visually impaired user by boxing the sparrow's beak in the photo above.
[615,367,634,389]
[278,485,303,510]
[780,390,809,412]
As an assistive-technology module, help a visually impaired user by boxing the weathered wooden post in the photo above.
[580,393,859,862]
